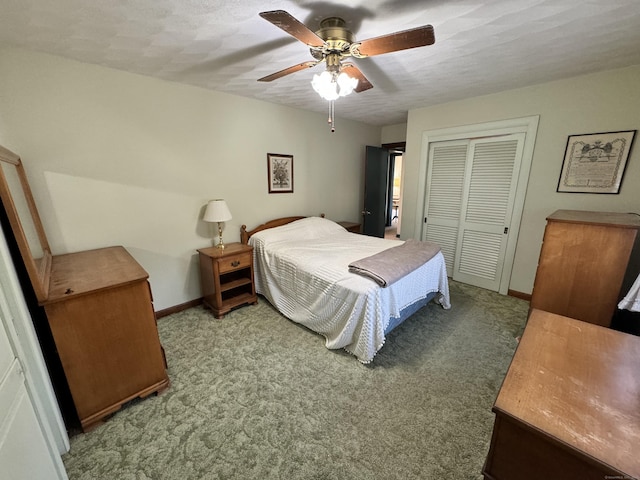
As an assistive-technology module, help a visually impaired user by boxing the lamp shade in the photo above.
[203,199,232,223]
[311,71,358,101]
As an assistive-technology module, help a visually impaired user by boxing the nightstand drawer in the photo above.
[218,252,252,274]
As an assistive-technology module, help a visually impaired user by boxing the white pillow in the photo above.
[251,216,346,246]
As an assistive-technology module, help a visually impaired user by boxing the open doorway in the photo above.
[361,142,406,238]
[383,143,405,239]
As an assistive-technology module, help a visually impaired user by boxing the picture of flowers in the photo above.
[267,153,293,193]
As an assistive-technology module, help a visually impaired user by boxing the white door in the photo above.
[453,134,525,291]
[423,140,468,275]
[0,297,67,480]
[423,133,525,291]
[0,242,68,480]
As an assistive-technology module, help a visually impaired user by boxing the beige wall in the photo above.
[403,65,640,294]
[0,47,381,310]
[381,123,407,144]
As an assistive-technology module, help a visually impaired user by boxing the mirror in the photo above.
[0,145,51,302]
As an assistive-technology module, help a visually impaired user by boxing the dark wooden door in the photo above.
[362,146,389,237]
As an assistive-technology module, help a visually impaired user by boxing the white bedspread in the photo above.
[249,217,451,363]
[618,271,640,312]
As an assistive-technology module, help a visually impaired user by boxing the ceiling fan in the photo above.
[257,10,435,130]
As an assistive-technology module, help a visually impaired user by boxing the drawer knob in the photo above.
[231,260,240,267]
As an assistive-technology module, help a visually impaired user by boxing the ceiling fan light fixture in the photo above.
[311,70,358,101]
[337,71,358,96]
[259,11,435,133]
[311,71,338,101]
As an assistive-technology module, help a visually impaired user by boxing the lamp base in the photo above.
[216,222,225,249]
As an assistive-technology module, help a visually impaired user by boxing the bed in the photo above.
[241,216,451,363]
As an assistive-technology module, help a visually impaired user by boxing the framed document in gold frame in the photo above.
[557,130,635,194]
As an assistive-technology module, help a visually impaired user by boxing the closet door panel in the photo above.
[423,141,468,275]
[457,230,502,279]
[453,134,525,290]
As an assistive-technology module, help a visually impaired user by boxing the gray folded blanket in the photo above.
[348,239,441,287]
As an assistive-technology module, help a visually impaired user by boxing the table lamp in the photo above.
[203,199,232,249]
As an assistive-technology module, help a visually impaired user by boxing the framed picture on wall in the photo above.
[557,130,636,193]
[267,153,294,193]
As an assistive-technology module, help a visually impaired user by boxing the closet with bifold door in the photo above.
[423,133,526,293]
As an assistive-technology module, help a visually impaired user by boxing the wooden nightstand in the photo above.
[337,221,361,233]
[197,243,258,318]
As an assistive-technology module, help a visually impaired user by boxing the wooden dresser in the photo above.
[483,309,640,480]
[43,247,169,430]
[0,145,169,431]
[530,209,640,326]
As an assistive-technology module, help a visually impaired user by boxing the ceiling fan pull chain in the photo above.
[328,100,335,132]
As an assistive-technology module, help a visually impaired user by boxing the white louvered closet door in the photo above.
[423,140,468,275]
[423,133,526,291]
[453,134,525,290]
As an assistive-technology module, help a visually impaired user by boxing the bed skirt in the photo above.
[385,291,438,334]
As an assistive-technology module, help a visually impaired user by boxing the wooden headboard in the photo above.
[240,214,324,244]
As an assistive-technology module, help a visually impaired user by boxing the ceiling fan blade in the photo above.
[258,61,319,82]
[354,25,435,57]
[341,64,373,93]
[260,10,325,48]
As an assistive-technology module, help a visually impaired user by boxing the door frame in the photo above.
[382,143,405,235]
[415,116,539,294]
[0,227,70,459]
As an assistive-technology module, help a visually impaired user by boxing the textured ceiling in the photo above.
[2,0,640,126]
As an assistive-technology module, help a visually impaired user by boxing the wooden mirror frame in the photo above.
[0,145,51,302]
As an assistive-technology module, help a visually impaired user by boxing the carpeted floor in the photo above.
[62,280,528,480]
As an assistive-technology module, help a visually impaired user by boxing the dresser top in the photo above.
[547,209,640,228]
[495,309,640,478]
[45,246,148,303]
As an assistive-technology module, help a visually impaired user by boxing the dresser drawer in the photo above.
[217,252,252,274]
